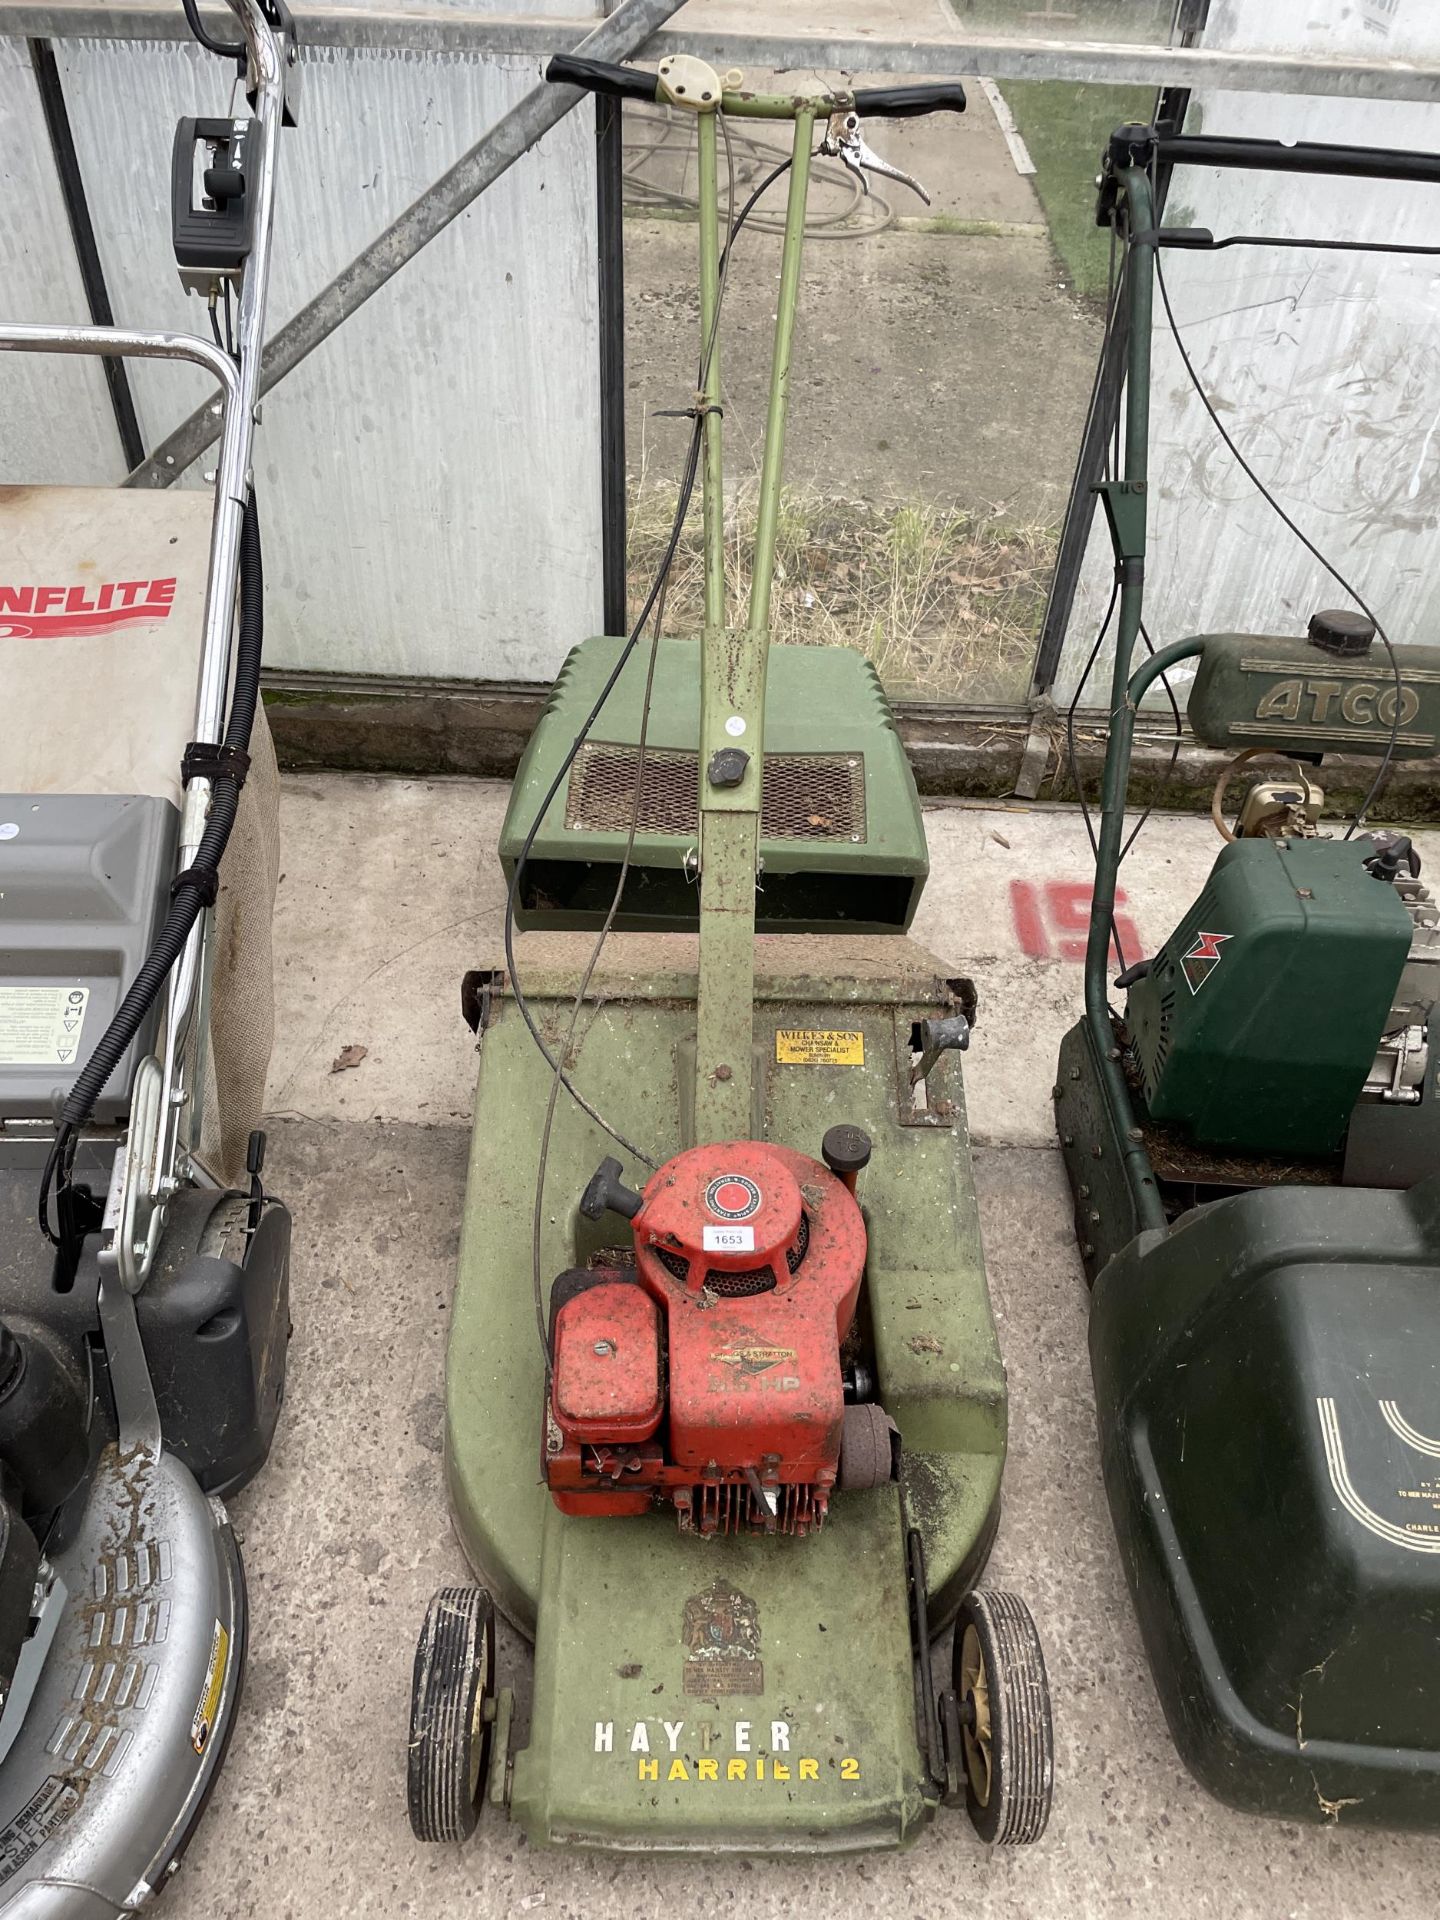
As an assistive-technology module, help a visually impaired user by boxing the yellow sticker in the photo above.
[191,1620,229,1755]
[775,1029,864,1067]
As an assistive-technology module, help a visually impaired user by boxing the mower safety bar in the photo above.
[1158,131,1440,185]
[545,53,658,102]
[851,82,966,117]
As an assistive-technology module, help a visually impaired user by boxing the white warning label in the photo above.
[0,986,89,1068]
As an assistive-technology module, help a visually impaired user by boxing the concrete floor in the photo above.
[624,60,1099,522]
[167,775,1440,1920]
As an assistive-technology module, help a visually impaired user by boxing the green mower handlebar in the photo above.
[544,56,966,121]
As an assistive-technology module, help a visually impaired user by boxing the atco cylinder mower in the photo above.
[408,52,1054,1855]
[1057,122,1440,1829]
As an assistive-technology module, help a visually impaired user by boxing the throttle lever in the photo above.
[1365,831,1423,884]
[820,110,931,206]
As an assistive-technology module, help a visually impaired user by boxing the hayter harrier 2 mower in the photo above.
[407,52,1053,1855]
[0,1,298,1906]
[1056,123,1440,1827]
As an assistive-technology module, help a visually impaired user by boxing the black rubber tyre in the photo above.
[953,1588,1053,1845]
[407,1586,496,1843]
[838,1403,899,1491]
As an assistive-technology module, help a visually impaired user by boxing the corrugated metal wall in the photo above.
[0,37,123,482]
[1050,0,1440,709]
[1,25,604,680]
[10,1,1439,703]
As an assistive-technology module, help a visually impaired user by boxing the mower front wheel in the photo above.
[952,1588,1053,1845]
[407,1585,496,1843]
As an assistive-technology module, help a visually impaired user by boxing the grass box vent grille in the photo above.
[500,635,928,934]
[566,743,865,843]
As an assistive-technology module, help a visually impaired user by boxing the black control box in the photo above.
[171,115,259,293]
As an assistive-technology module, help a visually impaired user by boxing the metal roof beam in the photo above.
[4,5,1440,102]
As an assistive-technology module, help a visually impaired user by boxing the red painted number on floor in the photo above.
[1009,878,1139,965]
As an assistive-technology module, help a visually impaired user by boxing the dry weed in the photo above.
[627,482,1053,702]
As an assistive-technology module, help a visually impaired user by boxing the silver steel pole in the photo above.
[0,321,239,391]
[125,0,687,490]
[190,0,287,754]
[154,0,293,1246]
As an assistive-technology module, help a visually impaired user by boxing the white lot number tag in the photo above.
[0,986,89,1067]
[703,1224,755,1254]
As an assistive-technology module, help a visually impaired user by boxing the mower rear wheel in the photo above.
[407,1585,496,1843]
[954,1589,1053,1845]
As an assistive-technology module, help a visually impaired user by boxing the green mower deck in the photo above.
[445,934,1006,1850]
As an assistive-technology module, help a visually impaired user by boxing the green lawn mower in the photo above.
[408,51,1054,1854]
[1057,123,1440,1827]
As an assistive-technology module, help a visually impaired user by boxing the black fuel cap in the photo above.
[707,746,750,789]
[1308,608,1375,657]
[822,1125,873,1178]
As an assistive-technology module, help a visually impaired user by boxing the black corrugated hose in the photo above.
[39,493,264,1259]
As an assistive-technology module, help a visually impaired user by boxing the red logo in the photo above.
[1181,929,1232,995]
[705,1175,762,1222]
[0,578,177,640]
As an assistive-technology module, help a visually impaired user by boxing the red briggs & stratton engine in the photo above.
[544,1126,897,1536]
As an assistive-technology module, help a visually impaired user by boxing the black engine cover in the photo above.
[139,1187,292,1497]
[0,1170,290,1499]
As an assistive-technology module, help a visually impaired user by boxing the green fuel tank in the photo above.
[1185,612,1440,760]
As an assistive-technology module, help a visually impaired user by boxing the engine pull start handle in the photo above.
[580,1156,645,1223]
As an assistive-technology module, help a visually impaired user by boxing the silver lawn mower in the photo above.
[0,1,299,1907]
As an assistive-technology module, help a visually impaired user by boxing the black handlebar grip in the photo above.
[545,53,659,103]
[851,82,967,118]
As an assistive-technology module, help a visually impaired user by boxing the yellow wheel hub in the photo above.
[958,1623,993,1807]
[468,1624,491,1800]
